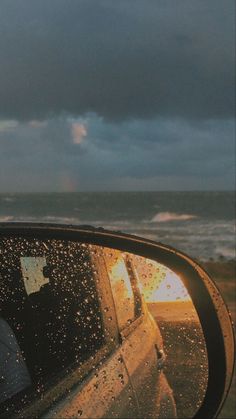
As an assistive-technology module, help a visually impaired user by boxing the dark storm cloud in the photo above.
[0,115,234,191]
[0,0,234,121]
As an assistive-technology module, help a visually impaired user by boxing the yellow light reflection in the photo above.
[147,270,191,302]
[132,256,191,303]
[110,258,133,300]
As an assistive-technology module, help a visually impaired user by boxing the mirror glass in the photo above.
[0,237,208,418]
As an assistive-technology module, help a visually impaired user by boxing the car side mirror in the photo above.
[0,223,234,419]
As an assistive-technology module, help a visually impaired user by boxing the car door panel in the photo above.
[120,311,164,418]
[45,349,139,419]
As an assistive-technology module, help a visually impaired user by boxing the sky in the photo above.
[0,0,235,192]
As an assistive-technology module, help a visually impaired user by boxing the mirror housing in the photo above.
[0,222,234,419]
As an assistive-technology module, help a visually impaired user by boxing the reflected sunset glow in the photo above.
[132,255,191,303]
[146,270,191,302]
[110,258,133,300]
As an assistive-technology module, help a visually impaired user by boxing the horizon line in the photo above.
[0,190,235,194]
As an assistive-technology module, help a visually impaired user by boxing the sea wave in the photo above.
[151,212,198,223]
[215,246,236,259]
[0,216,14,222]
[1,197,16,203]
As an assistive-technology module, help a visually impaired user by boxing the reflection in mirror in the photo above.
[0,237,208,418]
[131,254,209,418]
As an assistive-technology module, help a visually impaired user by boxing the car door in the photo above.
[103,248,168,418]
[48,349,138,419]
[48,245,139,419]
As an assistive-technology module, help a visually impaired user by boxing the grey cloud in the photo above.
[0,115,234,191]
[0,0,234,121]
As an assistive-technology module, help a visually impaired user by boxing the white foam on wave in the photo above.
[215,246,236,259]
[1,197,15,203]
[0,216,14,222]
[151,212,198,223]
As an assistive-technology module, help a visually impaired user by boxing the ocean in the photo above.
[0,191,235,261]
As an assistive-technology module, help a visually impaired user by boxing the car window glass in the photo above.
[0,238,104,402]
[103,249,135,330]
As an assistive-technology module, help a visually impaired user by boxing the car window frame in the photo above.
[118,255,145,340]
[102,248,144,340]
